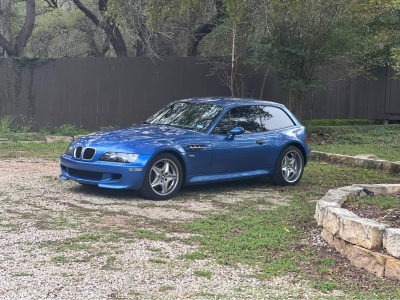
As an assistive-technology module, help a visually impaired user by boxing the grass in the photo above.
[159,285,175,292]
[51,256,68,264]
[0,142,69,160]
[179,161,400,298]
[351,195,400,210]
[149,258,165,264]
[194,270,212,279]
[307,124,400,161]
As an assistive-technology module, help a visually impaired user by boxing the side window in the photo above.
[212,112,230,134]
[260,106,295,131]
[230,106,262,134]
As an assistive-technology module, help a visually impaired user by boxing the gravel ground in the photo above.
[0,158,336,299]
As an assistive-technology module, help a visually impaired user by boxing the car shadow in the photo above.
[70,177,273,201]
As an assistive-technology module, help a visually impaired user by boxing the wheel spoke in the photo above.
[162,179,169,193]
[162,162,169,174]
[151,177,161,188]
[166,174,177,180]
[282,155,288,166]
[286,168,291,180]
[152,166,162,176]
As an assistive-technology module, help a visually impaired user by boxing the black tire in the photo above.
[271,146,304,186]
[139,153,183,200]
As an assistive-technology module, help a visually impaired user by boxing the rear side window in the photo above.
[230,106,262,133]
[260,106,295,131]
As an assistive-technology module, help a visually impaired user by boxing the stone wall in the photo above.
[315,184,400,280]
[310,152,400,173]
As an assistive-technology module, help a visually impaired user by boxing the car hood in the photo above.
[74,125,206,154]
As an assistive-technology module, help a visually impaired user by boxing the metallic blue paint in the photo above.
[60,97,311,190]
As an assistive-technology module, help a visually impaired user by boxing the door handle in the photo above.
[256,140,265,145]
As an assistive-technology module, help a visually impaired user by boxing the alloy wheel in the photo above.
[281,150,303,183]
[149,159,179,196]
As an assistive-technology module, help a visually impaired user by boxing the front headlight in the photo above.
[65,144,73,156]
[99,152,139,163]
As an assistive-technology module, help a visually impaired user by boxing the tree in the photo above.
[0,0,35,57]
[249,0,393,119]
[72,0,128,56]
[28,4,111,58]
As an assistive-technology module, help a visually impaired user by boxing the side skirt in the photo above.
[185,169,271,185]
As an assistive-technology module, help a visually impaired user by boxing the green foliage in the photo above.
[159,285,175,292]
[354,196,400,210]
[0,115,15,135]
[51,124,91,137]
[194,270,212,279]
[13,58,49,116]
[51,256,68,264]
[316,258,336,267]
[149,258,165,264]
[313,281,338,293]
[308,124,400,161]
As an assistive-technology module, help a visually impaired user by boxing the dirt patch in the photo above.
[343,194,400,228]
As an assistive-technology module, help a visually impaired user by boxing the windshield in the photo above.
[146,102,224,132]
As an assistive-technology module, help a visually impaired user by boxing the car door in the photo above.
[210,105,268,173]
[259,105,297,168]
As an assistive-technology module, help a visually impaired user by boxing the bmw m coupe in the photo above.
[60,97,311,200]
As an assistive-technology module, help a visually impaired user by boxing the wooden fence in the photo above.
[0,57,398,130]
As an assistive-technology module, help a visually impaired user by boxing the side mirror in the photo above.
[228,127,245,140]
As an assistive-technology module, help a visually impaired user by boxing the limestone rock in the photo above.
[355,154,379,160]
[321,229,334,246]
[382,161,393,171]
[319,189,349,206]
[383,228,400,259]
[391,162,400,173]
[347,245,391,277]
[333,237,350,257]
[329,154,354,165]
[315,200,341,226]
[323,207,358,236]
[385,259,400,280]
[380,184,400,194]
[351,184,388,197]
[45,136,73,143]
[339,216,387,249]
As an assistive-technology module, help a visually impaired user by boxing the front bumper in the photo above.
[60,154,152,189]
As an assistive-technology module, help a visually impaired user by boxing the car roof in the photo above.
[178,97,285,109]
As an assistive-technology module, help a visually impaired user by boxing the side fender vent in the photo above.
[187,145,209,151]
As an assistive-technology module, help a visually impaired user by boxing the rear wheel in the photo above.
[271,146,304,186]
[140,153,183,200]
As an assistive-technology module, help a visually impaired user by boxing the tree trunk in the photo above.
[0,0,13,45]
[0,0,35,57]
[289,90,306,120]
[259,66,270,99]
[229,23,237,97]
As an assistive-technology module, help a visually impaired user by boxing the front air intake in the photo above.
[83,148,96,160]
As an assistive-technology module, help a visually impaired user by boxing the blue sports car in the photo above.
[60,97,311,200]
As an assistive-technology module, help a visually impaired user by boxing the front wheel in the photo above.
[139,153,183,200]
[271,146,304,186]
